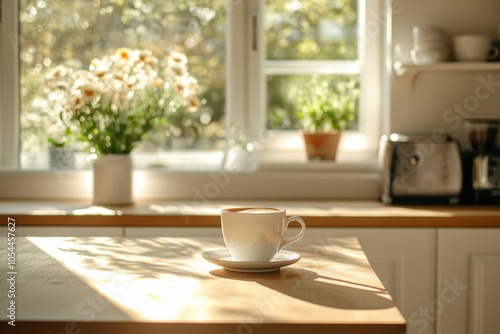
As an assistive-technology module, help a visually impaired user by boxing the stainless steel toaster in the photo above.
[379,133,462,204]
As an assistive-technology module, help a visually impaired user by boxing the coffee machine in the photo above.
[462,119,500,203]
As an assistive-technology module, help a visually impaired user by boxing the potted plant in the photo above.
[43,65,83,169]
[297,77,359,160]
[51,48,201,205]
[47,129,78,169]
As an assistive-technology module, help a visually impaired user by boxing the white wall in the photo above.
[389,0,500,148]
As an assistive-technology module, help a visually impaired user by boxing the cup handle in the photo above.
[279,216,306,251]
[488,46,499,60]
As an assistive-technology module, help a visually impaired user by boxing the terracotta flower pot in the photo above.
[302,131,342,160]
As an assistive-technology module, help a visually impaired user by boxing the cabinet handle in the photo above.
[252,11,258,51]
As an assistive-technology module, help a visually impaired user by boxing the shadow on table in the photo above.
[45,236,222,280]
[210,267,393,310]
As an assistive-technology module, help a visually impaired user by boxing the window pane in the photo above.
[266,75,360,131]
[264,0,360,135]
[19,0,225,169]
[265,0,358,60]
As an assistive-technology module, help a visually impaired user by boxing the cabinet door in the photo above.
[437,229,500,334]
[304,228,436,334]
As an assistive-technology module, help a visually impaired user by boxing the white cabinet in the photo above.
[437,229,500,334]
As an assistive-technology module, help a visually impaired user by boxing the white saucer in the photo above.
[202,249,301,272]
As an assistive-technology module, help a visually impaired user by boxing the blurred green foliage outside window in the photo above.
[18,0,359,168]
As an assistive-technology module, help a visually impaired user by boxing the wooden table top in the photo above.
[0,237,405,334]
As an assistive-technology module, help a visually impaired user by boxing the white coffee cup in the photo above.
[453,35,494,61]
[221,207,306,261]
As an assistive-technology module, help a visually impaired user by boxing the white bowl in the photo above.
[453,35,492,62]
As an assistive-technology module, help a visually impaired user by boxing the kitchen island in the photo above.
[0,236,405,334]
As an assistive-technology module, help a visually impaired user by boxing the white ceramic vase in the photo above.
[93,154,133,206]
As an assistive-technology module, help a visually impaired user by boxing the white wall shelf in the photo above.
[394,62,500,77]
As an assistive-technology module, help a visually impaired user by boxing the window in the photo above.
[243,0,383,165]
[0,0,384,199]
[15,0,226,170]
[265,0,359,131]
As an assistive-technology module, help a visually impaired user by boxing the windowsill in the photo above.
[257,160,377,173]
[0,155,382,200]
[1,199,499,228]
[20,137,378,171]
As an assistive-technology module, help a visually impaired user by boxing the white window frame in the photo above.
[1,0,20,168]
[245,0,385,165]
[0,0,388,200]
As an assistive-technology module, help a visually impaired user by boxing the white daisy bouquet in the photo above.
[52,48,201,154]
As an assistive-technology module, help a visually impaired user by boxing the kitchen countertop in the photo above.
[0,200,499,227]
[0,236,406,334]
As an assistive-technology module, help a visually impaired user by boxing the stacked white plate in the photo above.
[411,25,450,65]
